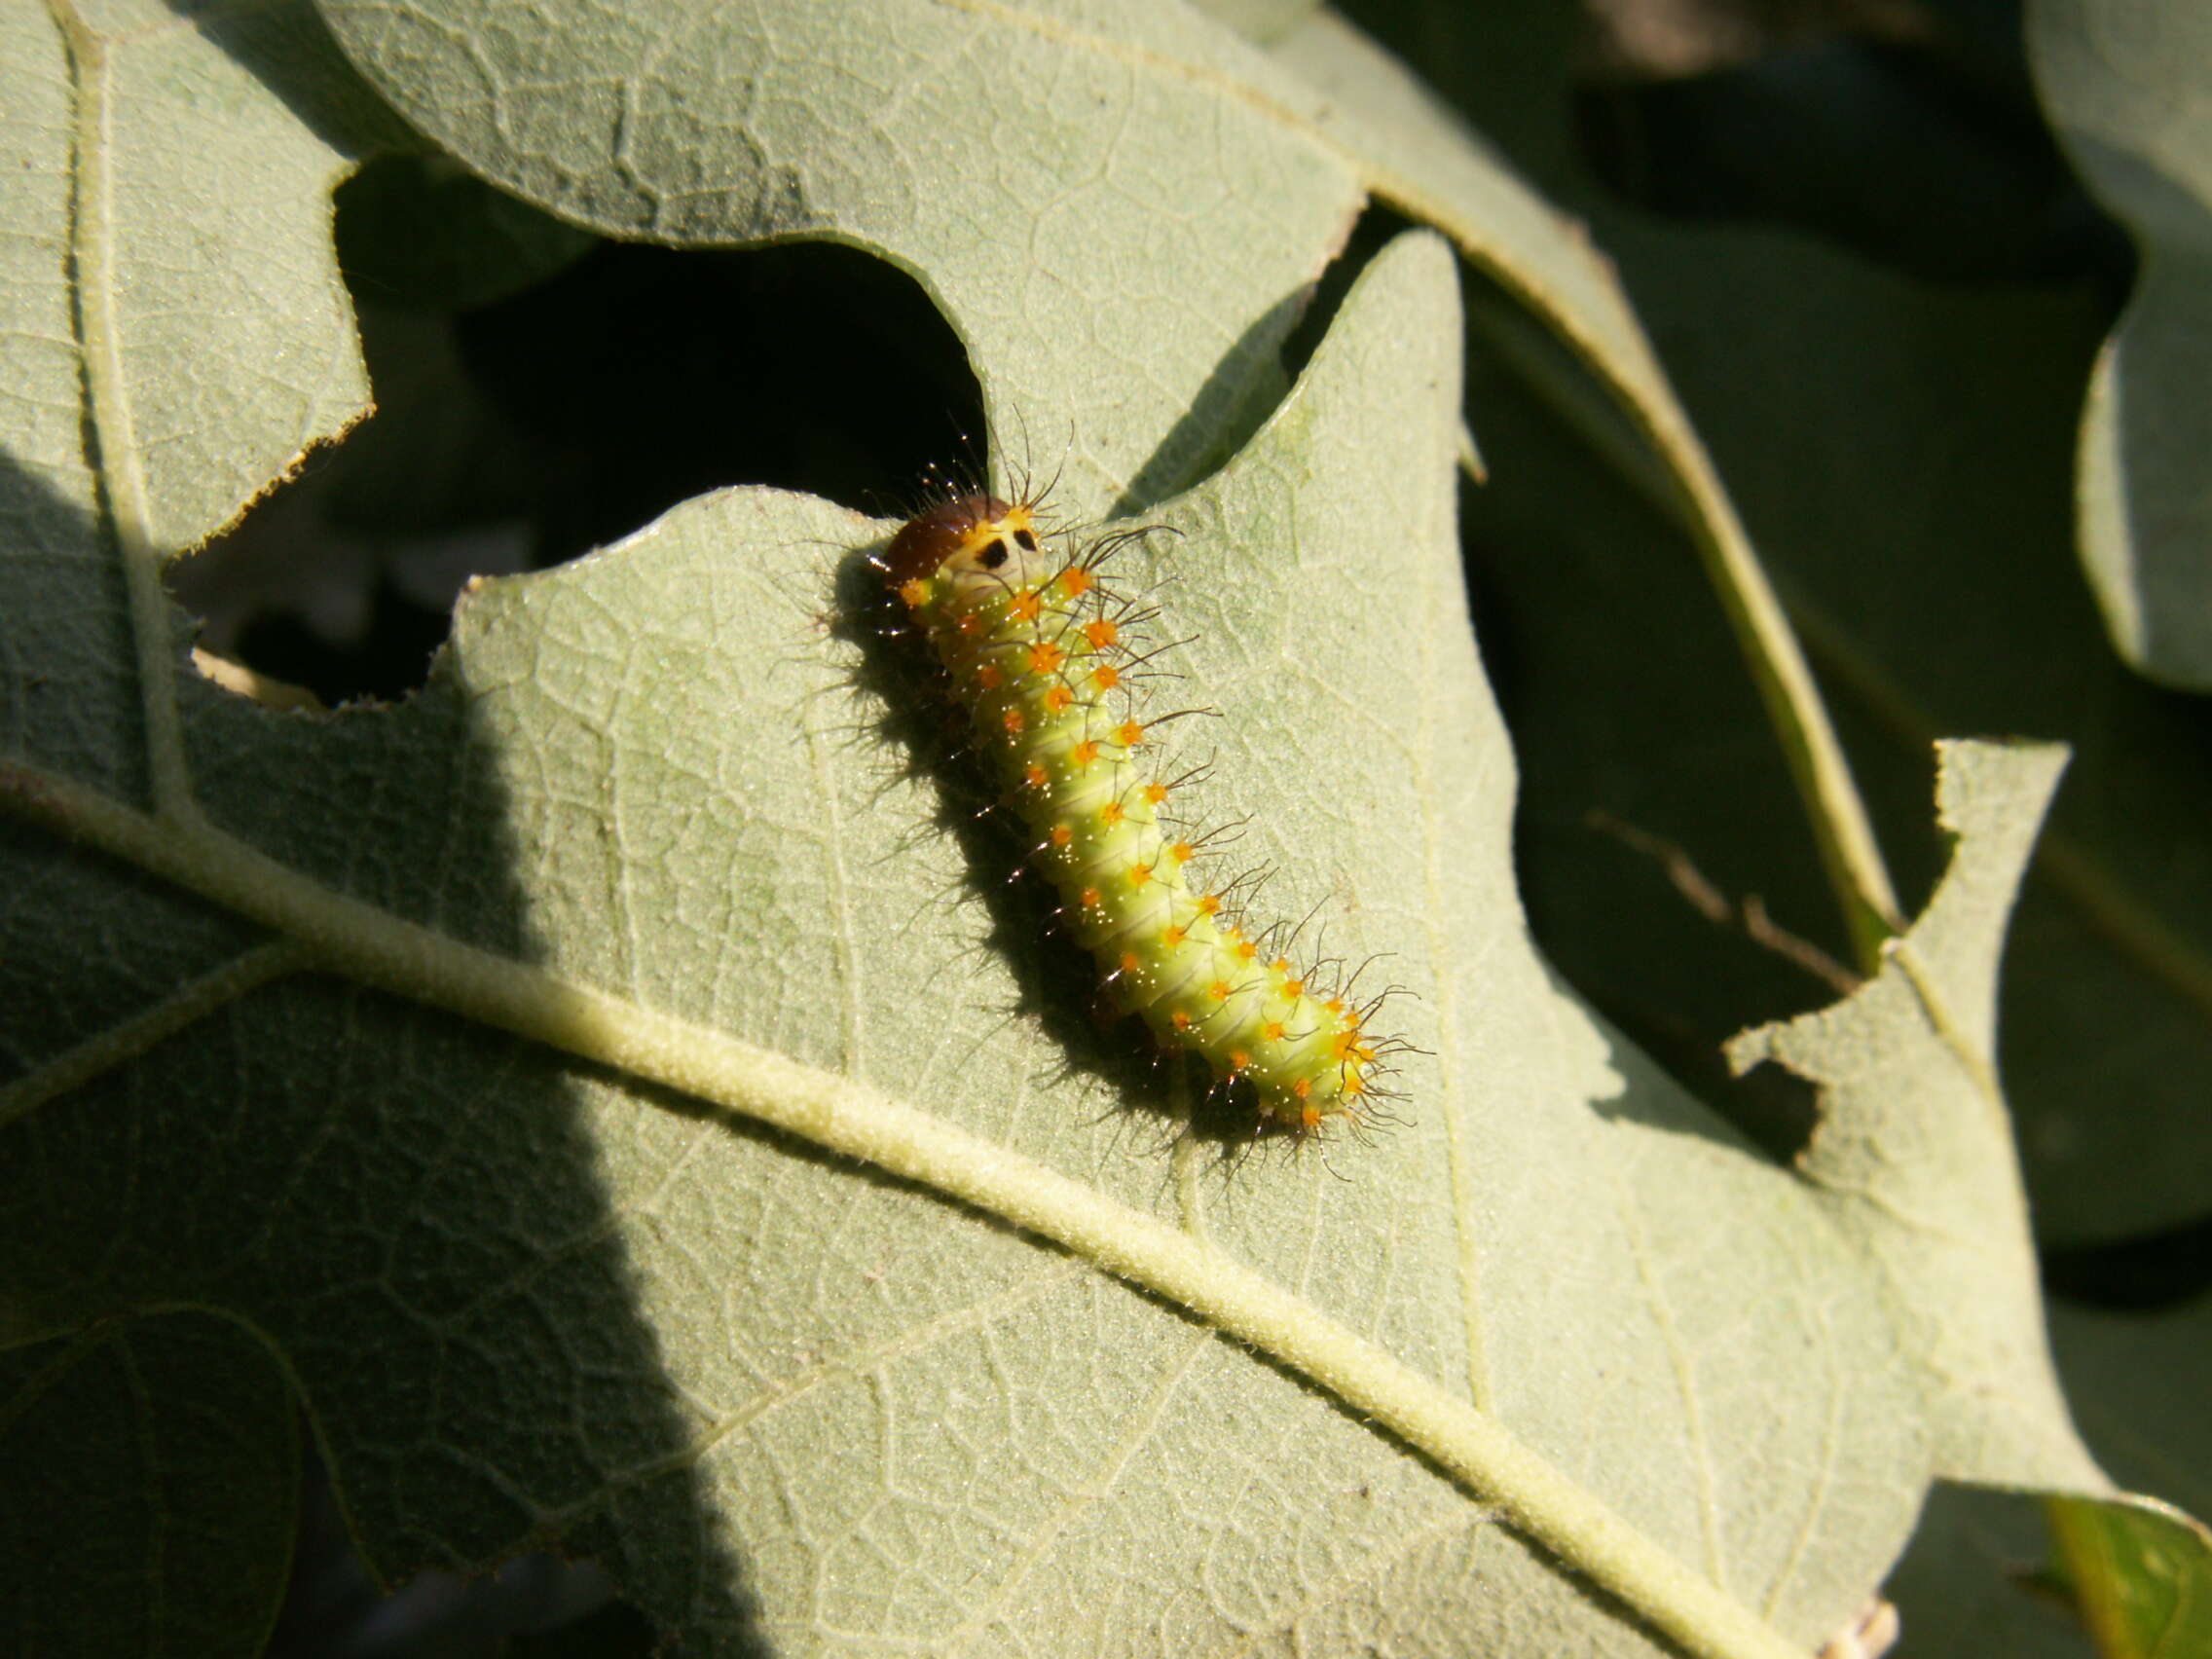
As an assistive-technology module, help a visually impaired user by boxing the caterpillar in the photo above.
[881,490,1408,1141]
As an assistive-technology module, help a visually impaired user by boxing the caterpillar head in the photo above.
[885,494,1050,609]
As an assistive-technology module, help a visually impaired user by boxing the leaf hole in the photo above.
[172,155,980,706]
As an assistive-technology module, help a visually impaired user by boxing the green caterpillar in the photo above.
[883,491,1405,1140]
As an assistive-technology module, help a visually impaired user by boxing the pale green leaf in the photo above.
[307,0,1896,973]
[1732,742,2102,1492]
[2048,1494,2212,1658]
[1543,217,2212,1247]
[2036,1296,2212,1659]
[313,0,1370,518]
[11,1,400,557]
[12,213,1937,1657]
[0,4,2131,1657]
[2052,1298,2212,1533]
[0,0,399,803]
[2029,0,2212,691]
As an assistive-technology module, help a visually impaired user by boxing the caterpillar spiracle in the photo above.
[881,490,1411,1142]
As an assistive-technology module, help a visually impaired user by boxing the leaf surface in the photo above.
[2030,0,2212,690]
[0,1314,296,1659]
[1732,743,2100,1491]
[0,3,2120,1655]
[1568,218,2212,1246]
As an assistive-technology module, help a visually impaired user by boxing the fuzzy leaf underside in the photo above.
[2030,0,2212,691]
[0,2,2135,1655]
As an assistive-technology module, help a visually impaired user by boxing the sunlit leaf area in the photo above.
[3,1,2206,1655]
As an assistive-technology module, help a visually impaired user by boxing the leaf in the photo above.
[2051,1298,2212,1521]
[1,0,387,818]
[308,0,1899,969]
[1731,743,2101,1492]
[0,3,2121,1656]
[1562,217,2212,1248]
[2047,1494,2212,1658]
[1372,0,2212,1244]
[1885,1484,2093,1656]
[2029,0,2212,691]
[1256,5,1905,958]
[1883,1297,2212,1653]
[0,1314,297,1659]
[314,0,1368,517]
[2046,1294,2212,1652]
[1339,0,2212,1641]
[5,0,401,565]
[7,200,1910,1651]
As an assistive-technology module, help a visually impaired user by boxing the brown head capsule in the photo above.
[884,494,1018,589]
